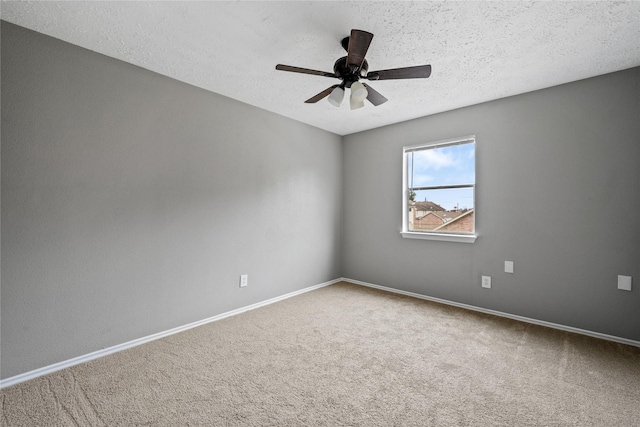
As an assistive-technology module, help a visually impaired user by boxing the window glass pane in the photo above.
[403,136,476,239]
[408,188,474,233]
[412,188,474,212]
[408,143,475,189]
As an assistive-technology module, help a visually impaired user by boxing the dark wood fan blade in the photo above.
[276,64,338,78]
[305,85,340,103]
[366,65,432,80]
[347,29,374,69]
[362,83,388,106]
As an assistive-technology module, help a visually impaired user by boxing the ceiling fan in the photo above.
[276,29,431,110]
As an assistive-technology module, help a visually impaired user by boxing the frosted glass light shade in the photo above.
[350,98,365,110]
[350,81,368,102]
[327,87,345,107]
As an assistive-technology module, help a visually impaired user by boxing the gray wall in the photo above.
[1,22,342,379]
[2,20,639,381]
[343,67,640,341]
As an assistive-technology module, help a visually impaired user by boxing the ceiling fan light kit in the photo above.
[328,86,345,107]
[276,29,431,110]
[350,81,368,102]
[350,98,365,110]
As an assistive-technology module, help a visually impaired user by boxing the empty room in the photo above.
[1,2,639,425]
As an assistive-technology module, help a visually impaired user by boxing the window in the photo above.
[401,136,476,243]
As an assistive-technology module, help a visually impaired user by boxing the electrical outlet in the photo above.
[505,261,514,274]
[481,275,491,289]
[617,275,632,291]
[239,274,248,288]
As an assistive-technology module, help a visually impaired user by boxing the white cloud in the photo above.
[413,172,434,186]
[414,149,455,170]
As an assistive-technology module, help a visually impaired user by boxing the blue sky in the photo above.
[409,143,475,211]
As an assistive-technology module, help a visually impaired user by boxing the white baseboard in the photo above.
[343,277,640,349]
[0,278,341,389]
[4,276,637,389]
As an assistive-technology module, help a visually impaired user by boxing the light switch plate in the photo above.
[617,275,632,291]
[482,276,491,288]
[505,261,514,274]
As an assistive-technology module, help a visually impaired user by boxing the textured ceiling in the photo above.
[2,1,640,135]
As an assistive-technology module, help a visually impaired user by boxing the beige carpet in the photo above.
[2,282,640,426]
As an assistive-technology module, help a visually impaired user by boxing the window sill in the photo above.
[400,231,477,243]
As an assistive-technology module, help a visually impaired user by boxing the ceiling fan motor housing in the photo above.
[333,57,368,88]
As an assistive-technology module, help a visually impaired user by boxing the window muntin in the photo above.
[402,136,476,242]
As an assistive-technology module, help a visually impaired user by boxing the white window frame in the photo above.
[401,135,477,243]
